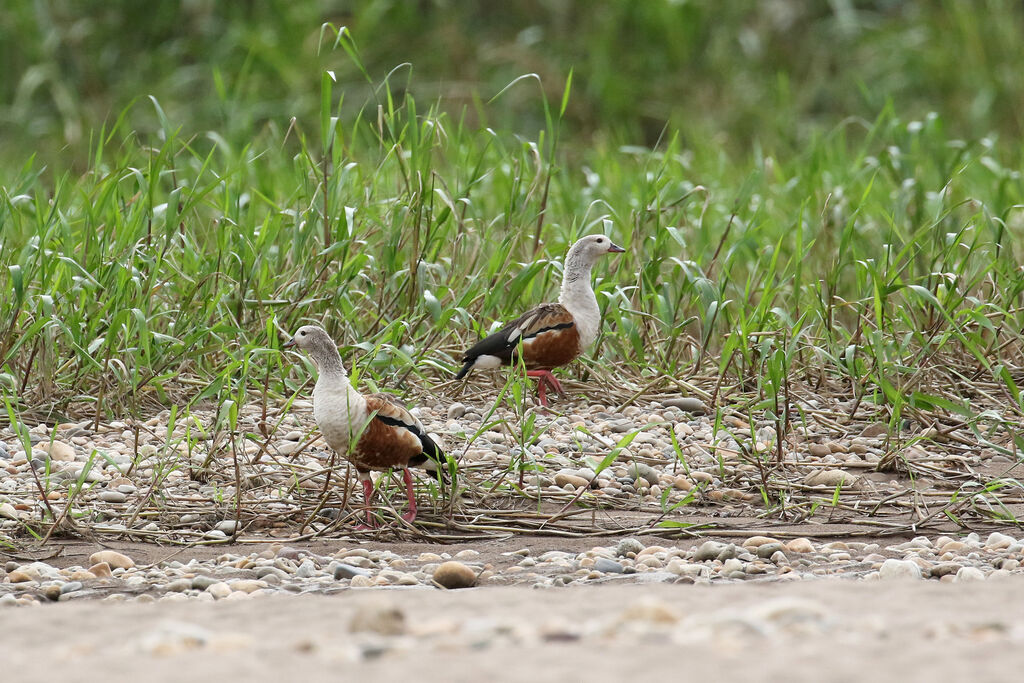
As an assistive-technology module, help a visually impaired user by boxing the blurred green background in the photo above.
[4,0,1024,166]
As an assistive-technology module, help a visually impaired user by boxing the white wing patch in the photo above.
[474,354,503,369]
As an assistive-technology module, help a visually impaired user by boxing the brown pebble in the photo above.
[860,423,888,437]
[433,561,478,589]
[786,538,815,553]
[673,476,693,491]
[88,562,113,578]
[7,570,34,583]
[743,536,781,549]
[36,440,77,462]
[89,550,135,570]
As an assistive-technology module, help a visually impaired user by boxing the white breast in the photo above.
[560,288,601,349]
[312,378,368,452]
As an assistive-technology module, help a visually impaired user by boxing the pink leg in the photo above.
[543,372,564,395]
[355,477,376,530]
[526,370,564,406]
[400,468,418,523]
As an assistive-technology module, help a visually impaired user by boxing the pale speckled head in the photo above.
[284,325,345,373]
[567,234,625,266]
[284,325,335,351]
[563,234,625,279]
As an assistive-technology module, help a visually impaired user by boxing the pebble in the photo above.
[954,566,986,582]
[192,576,220,590]
[615,538,645,556]
[756,543,786,559]
[672,475,692,491]
[594,557,625,574]
[447,403,467,420]
[878,559,922,580]
[88,562,113,578]
[661,397,708,414]
[7,569,35,583]
[628,463,660,486]
[89,551,135,570]
[216,520,240,535]
[207,582,232,599]
[554,471,590,489]
[693,541,734,562]
[35,440,76,462]
[333,565,370,581]
[742,536,780,549]
[433,561,477,589]
[860,423,888,437]
[98,490,127,503]
[229,580,267,593]
[984,532,1016,550]
[804,469,860,488]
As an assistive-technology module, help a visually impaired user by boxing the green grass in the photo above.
[6,1,1024,167]
[1,56,1024,443]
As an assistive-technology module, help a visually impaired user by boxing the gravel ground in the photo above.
[2,391,1021,543]
[3,390,1024,676]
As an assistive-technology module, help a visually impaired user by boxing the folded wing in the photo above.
[456,303,577,377]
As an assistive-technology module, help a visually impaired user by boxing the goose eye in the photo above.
[596,237,604,243]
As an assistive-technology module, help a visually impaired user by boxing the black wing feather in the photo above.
[457,303,572,377]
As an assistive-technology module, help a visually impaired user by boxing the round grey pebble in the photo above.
[192,576,219,590]
[661,397,708,414]
[756,543,786,559]
[295,559,317,578]
[610,420,633,433]
[215,520,239,535]
[627,463,660,486]
[447,403,467,420]
[594,557,625,574]
[165,578,193,593]
[333,563,372,580]
[255,567,287,580]
[98,490,127,503]
[60,581,84,594]
[694,541,737,562]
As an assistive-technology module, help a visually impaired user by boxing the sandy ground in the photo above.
[7,562,1024,682]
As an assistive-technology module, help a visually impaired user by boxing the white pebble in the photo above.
[878,558,922,580]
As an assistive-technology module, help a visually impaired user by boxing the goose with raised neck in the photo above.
[455,234,625,407]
